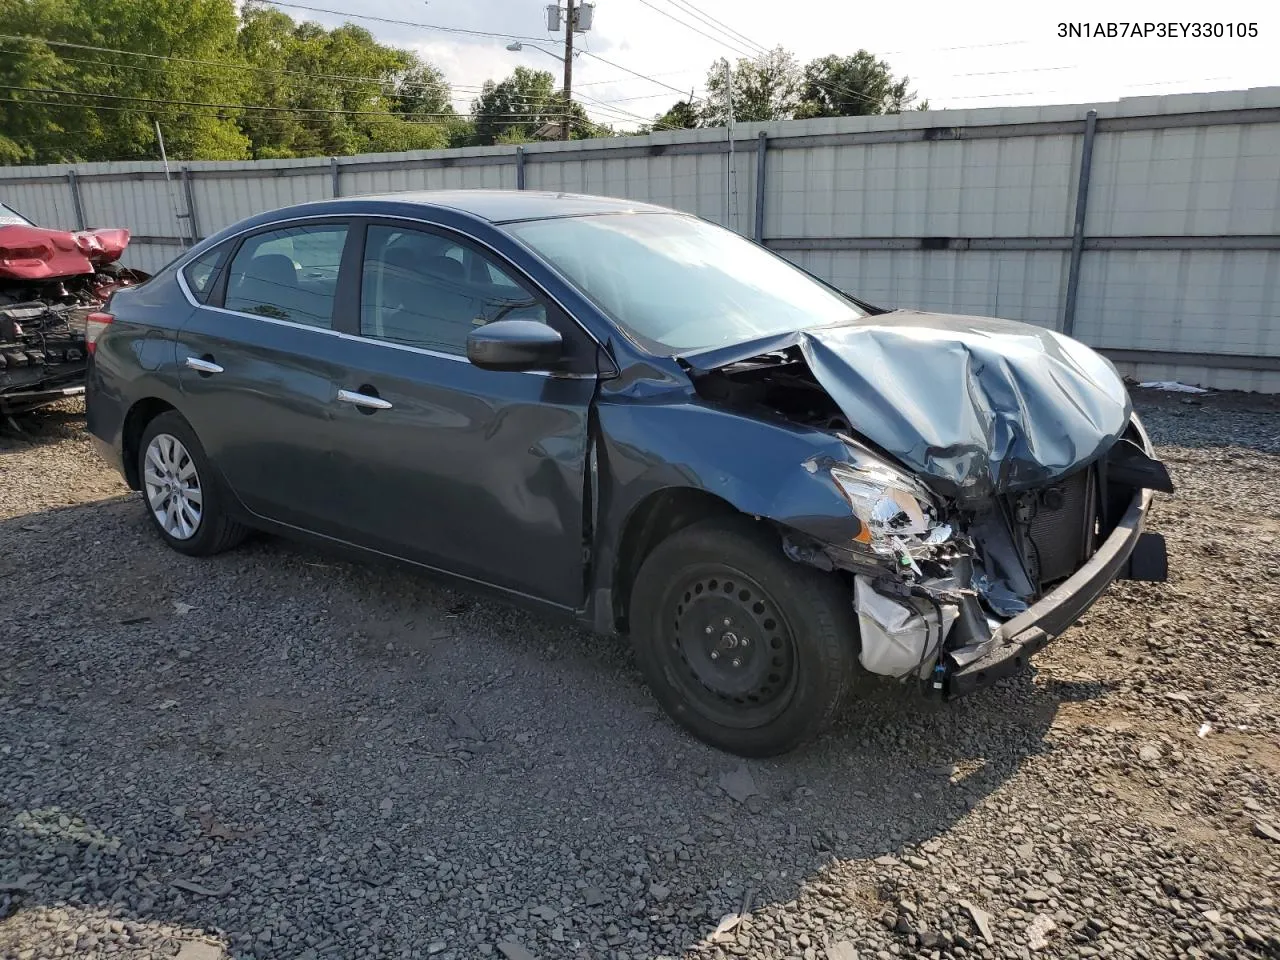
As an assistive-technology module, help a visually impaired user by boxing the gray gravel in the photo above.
[2,390,1279,960]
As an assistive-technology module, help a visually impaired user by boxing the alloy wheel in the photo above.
[143,433,203,540]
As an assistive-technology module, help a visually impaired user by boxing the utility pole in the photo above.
[561,0,575,140]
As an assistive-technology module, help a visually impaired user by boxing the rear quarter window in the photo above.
[181,244,230,303]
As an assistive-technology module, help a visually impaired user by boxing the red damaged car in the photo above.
[0,199,148,416]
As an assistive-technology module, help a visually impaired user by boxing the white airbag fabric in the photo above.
[855,575,958,678]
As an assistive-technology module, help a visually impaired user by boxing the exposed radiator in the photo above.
[1025,466,1098,586]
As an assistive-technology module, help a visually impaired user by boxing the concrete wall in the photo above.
[2,86,1277,391]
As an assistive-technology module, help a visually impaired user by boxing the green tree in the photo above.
[469,67,596,145]
[471,67,555,145]
[236,5,451,158]
[391,60,452,119]
[653,99,700,131]
[797,52,919,117]
[0,0,250,163]
[700,46,802,126]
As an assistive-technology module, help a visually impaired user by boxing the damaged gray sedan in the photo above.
[86,191,1171,757]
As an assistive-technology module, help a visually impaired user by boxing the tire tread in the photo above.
[138,411,249,557]
[630,515,856,756]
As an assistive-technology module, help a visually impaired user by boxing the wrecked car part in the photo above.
[971,570,1029,617]
[682,310,1132,504]
[1105,438,1174,493]
[854,575,959,679]
[0,221,148,411]
[828,460,943,555]
[0,224,132,281]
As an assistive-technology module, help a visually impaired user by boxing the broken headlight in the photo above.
[830,462,951,562]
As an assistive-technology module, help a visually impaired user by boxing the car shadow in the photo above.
[0,495,1092,959]
[0,404,88,450]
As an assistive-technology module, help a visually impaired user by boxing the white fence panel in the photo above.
[2,86,1277,390]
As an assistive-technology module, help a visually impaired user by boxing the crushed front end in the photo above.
[682,310,1173,696]
[0,221,149,414]
[843,418,1170,696]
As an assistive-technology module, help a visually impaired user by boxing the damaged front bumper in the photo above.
[943,484,1163,698]
[829,415,1170,697]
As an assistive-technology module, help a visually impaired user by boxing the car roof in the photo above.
[354,189,672,224]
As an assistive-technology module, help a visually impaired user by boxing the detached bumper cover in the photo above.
[944,485,1156,698]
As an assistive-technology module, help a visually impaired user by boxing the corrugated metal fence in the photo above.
[3,86,1278,390]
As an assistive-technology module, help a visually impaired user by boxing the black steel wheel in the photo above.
[665,566,799,729]
[630,516,857,756]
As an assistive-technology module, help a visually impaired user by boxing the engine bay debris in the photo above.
[1,217,149,413]
[684,310,1171,688]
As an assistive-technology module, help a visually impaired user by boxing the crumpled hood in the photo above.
[683,310,1133,502]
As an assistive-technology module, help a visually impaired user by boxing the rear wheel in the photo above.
[137,411,247,556]
[630,516,856,756]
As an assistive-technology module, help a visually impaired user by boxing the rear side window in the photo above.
[223,224,348,328]
[181,244,229,303]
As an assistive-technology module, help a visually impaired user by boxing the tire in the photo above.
[630,516,856,757]
[137,411,248,557]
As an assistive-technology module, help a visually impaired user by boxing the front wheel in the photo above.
[630,517,857,757]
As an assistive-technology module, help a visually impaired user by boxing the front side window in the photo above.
[360,225,546,355]
[507,213,867,353]
[223,224,348,328]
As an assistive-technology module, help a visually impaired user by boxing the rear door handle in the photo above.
[336,389,393,411]
[185,356,223,374]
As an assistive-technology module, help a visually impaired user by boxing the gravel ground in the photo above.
[1,390,1278,960]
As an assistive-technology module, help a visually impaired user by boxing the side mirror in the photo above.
[466,319,563,372]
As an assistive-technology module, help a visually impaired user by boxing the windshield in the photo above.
[506,212,866,353]
[0,200,33,226]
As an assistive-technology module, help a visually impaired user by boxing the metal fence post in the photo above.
[1062,109,1097,337]
[753,131,768,244]
[516,146,526,190]
[180,166,200,245]
[330,156,341,198]
[66,169,86,230]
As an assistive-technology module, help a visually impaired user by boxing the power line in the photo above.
[0,94,460,127]
[242,1,702,103]
[0,39,671,119]
[0,40,566,111]
[574,94,663,128]
[0,41,660,120]
[660,0,769,55]
[0,42,461,106]
[574,91,691,132]
[576,49,697,98]
[631,0,756,59]
[256,1,547,43]
[0,33,454,95]
[0,86,573,122]
[939,75,1234,103]
[0,30,705,118]
[575,68,703,89]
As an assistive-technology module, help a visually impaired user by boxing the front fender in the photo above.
[593,399,872,585]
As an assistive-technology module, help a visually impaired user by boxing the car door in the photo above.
[175,219,357,533]
[323,219,599,609]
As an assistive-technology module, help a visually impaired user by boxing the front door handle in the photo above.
[185,356,223,375]
[336,388,393,411]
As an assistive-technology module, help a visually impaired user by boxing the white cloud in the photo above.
[280,0,1279,127]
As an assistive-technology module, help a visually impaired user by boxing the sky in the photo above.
[261,0,1278,128]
